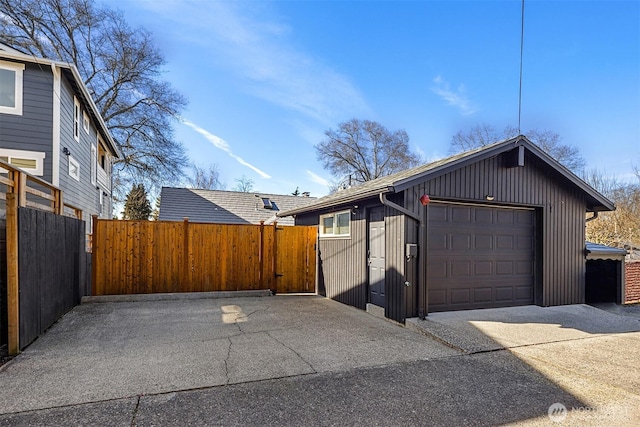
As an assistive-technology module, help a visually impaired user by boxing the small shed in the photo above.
[279,136,615,322]
[584,242,627,304]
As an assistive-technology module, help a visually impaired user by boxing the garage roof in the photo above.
[279,135,615,217]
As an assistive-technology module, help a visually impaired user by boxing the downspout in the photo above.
[379,193,427,319]
[585,211,598,223]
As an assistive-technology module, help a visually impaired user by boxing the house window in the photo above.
[73,97,81,142]
[68,155,80,180]
[0,148,45,175]
[0,60,24,115]
[83,111,90,134]
[319,210,351,238]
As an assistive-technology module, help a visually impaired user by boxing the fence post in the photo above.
[91,215,99,295]
[55,189,64,215]
[17,172,27,207]
[6,193,19,355]
[182,217,189,292]
[272,221,278,292]
[259,221,265,289]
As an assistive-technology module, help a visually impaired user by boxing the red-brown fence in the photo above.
[91,218,316,296]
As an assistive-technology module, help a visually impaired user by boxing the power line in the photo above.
[518,0,525,135]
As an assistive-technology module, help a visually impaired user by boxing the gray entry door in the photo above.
[368,207,386,308]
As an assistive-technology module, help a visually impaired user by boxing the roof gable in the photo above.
[280,136,614,216]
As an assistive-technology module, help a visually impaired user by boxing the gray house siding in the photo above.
[0,62,53,182]
[404,150,587,309]
[57,76,104,221]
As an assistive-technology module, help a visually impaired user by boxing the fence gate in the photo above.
[92,219,317,296]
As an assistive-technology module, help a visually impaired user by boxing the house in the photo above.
[158,187,316,226]
[279,136,615,323]
[0,44,120,223]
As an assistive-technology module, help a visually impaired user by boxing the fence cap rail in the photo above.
[0,159,82,220]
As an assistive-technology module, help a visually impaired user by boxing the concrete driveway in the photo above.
[1,295,639,426]
[0,294,457,413]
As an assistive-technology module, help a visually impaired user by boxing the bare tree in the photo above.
[450,123,501,153]
[581,168,623,198]
[450,123,586,173]
[234,175,254,193]
[584,168,640,247]
[0,0,188,199]
[188,164,224,190]
[316,119,421,185]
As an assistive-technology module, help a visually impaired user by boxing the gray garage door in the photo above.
[427,203,535,312]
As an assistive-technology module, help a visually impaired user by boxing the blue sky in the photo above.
[112,0,640,197]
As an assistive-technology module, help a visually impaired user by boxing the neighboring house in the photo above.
[158,187,316,226]
[279,136,615,323]
[0,44,120,225]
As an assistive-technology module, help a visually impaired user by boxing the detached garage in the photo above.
[279,136,615,322]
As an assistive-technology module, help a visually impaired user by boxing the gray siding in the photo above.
[297,205,369,309]
[57,75,105,220]
[384,206,407,322]
[0,62,53,182]
[405,151,587,308]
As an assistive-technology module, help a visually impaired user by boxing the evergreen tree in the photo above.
[122,184,152,220]
[151,196,161,221]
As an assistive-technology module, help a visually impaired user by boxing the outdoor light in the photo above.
[485,195,495,201]
[419,194,431,206]
[62,147,71,156]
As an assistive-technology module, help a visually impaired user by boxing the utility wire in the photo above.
[518,0,525,135]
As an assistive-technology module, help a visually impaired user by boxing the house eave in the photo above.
[278,186,394,217]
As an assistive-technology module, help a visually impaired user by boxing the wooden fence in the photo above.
[1,161,87,355]
[91,218,317,296]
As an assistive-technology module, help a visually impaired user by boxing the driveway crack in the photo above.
[130,395,141,427]
[265,331,316,373]
[223,337,233,385]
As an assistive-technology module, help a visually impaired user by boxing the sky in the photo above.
[109,0,640,198]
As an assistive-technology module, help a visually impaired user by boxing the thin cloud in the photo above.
[140,1,371,124]
[306,170,330,187]
[431,75,477,116]
[181,119,271,179]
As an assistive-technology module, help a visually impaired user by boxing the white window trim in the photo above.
[0,148,45,176]
[68,155,80,181]
[319,210,351,238]
[83,110,90,134]
[0,60,24,116]
[73,96,81,142]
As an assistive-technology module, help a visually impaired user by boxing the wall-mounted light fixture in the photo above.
[62,147,71,156]
[485,195,495,201]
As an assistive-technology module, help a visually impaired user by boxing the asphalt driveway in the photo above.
[1,295,639,426]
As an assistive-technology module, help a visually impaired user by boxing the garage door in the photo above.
[427,203,535,312]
